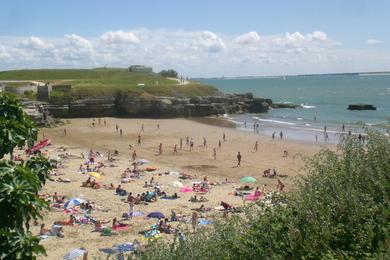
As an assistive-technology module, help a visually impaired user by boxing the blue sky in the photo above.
[1,0,389,76]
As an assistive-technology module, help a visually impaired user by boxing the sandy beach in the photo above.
[28,118,332,259]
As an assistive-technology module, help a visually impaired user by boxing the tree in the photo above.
[0,94,51,259]
[159,69,178,78]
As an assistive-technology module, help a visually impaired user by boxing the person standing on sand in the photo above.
[186,136,189,146]
[137,134,141,145]
[190,139,194,151]
[272,132,275,140]
[342,124,345,132]
[128,200,134,219]
[157,123,160,130]
[180,138,183,149]
[115,124,119,132]
[218,140,222,149]
[173,144,178,155]
[203,137,207,148]
[223,133,226,142]
[132,150,137,161]
[253,141,258,152]
[213,148,217,160]
[63,128,67,136]
[141,124,144,132]
[236,152,242,167]
[191,211,198,232]
[279,131,283,140]
[120,129,123,136]
[277,179,285,192]
[158,143,163,155]
[104,119,106,126]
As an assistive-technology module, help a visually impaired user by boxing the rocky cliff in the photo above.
[25,92,271,119]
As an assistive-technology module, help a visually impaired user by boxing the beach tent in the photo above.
[63,248,86,260]
[170,181,183,188]
[240,176,257,183]
[64,198,85,209]
[89,172,102,179]
[147,212,165,219]
[26,139,51,154]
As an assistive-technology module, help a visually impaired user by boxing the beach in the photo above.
[30,117,331,259]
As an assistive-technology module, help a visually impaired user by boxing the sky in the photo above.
[0,0,389,77]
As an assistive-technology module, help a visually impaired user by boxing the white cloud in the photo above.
[235,31,261,44]
[307,31,328,41]
[366,39,383,45]
[19,36,54,49]
[199,31,225,52]
[64,34,93,49]
[100,30,140,45]
[2,29,390,77]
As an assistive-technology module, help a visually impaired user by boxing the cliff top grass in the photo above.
[0,68,218,97]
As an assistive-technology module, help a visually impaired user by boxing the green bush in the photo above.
[139,131,390,259]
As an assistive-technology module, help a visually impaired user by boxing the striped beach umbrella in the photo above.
[63,248,85,260]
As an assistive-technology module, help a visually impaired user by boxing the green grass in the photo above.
[0,68,218,97]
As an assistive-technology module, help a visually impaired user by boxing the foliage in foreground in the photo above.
[140,131,390,259]
[0,94,51,259]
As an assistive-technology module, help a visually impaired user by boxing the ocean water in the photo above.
[200,74,390,143]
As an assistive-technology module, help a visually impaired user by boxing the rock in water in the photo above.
[347,104,376,110]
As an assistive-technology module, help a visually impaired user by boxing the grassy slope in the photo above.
[0,68,217,97]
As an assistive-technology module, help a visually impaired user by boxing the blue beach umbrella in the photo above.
[64,198,85,209]
[147,211,165,219]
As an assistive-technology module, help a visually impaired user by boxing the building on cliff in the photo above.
[128,65,153,73]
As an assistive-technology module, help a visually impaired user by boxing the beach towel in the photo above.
[63,248,85,260]
[113,225,129,232]
[146,166,157,172]
[179,186,193,193]
[244,194,261,201]
[198,219,213,225]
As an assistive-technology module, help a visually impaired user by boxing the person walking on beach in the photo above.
[272,132,275,140]
[120,129,123,136]
[203,137,207,148]
[253,141,258,152]
[213,148,217,160]
[173,144,178,155]
[236,152,242,167]
[157,122,160,130]
[104,119,106,126]
[141,124,144,132]
[190,139,194,151]
[180,138,183,149]
[218,140,222,149]
[132,150,137,161]
[223,133,226,142]
[186,136,189,146]
[158,143,163,155]
[279,131,283,140]
[63,128,67,136]
[115,124,119,132]
[324,125,327,133]
[137,134,141,145]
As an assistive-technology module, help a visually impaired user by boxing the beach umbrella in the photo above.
[240,176,257,183]
[135,159,149,165]
[170,181,183,188]
[64,198,85,209]
[147,211,165,219]
[63,248,85,260]
[89,172,102,179]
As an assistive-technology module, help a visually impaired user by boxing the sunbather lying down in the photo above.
[57,177,71,183]
[189,195,208,202]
